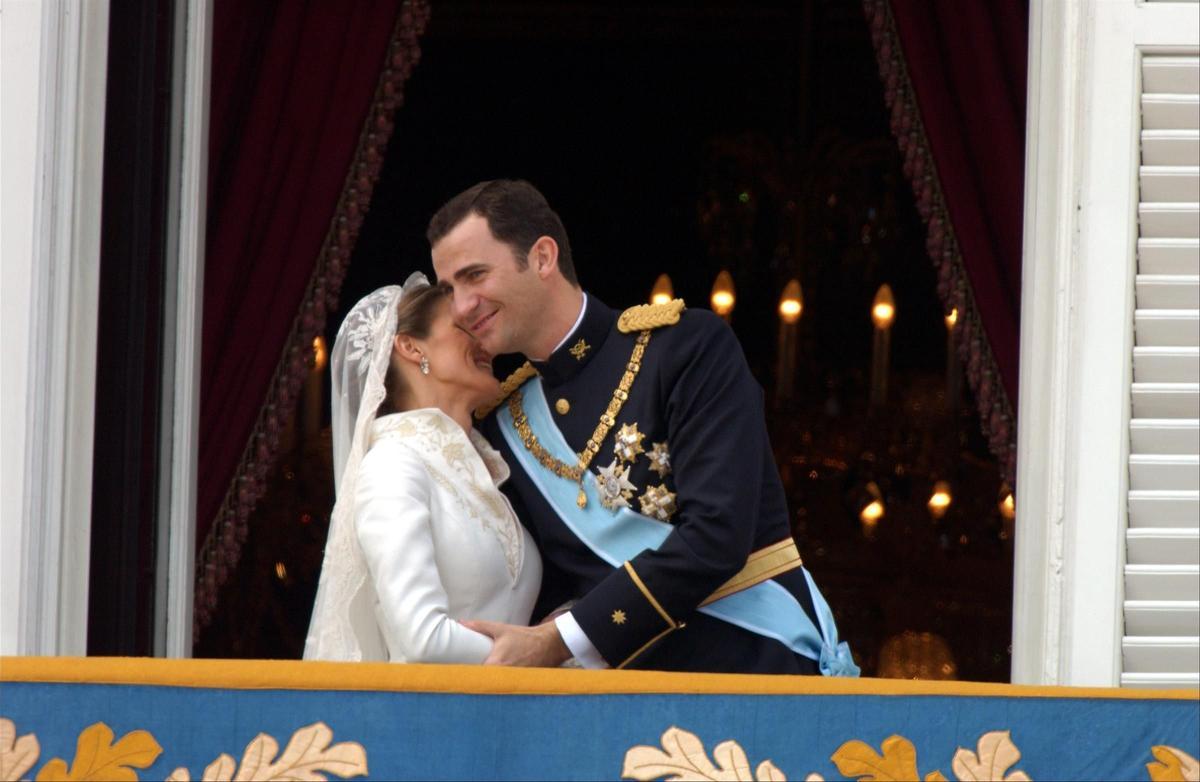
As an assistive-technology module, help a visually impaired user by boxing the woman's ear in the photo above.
[393,334,424,367]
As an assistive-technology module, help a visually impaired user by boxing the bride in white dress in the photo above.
[304,273,542,663]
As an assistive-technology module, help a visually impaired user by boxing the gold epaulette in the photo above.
[617,298,686,334]
[474,361,537,420]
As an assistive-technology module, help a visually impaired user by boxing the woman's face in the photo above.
[421,298,501,406]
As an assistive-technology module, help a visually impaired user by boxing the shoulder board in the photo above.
[617,298,686,334]
[473,361,537,420]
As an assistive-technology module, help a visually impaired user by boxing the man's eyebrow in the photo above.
[453,263,487,281]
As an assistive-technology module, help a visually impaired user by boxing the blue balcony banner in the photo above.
[1,657,1196,781]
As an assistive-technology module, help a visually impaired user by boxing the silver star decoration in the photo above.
[639,483,677,521]
[595,458,637,510]
[646,441,671,477]
[614,422,646,463]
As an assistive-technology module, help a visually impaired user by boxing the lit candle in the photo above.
[945,307,960,412]
[859,481,884,540]
[928,480,952,520]
[650,274,674,306]
[775,280,803,404]
[870,284,895,407]
[304,336,327,440]
[711,270,735,322]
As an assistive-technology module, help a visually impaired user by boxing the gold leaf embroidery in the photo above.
[830,735,944,782]
[1,718,41,782]
[621,726,785,781]
[1148,746,1200,782]
[951,731,1029,782]
[34,722,160,782]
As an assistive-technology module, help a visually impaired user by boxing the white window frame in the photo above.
[1015,0,1200,686]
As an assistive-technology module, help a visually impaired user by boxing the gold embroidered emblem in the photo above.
[638,484,677,522]
[555,398,570,415]
[614,422,646,463]
[569,338,591,360]
[646,441,671,476]
[595,458,637,510]
[612,610,627,625]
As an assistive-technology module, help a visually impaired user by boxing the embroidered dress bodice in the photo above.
[348,408,541,663]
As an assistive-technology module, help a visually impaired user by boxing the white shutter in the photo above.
[1123,54,1200,689]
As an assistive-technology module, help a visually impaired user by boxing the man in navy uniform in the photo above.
[429,179,856,675]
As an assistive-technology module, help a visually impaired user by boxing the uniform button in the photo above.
[555,398,570,415]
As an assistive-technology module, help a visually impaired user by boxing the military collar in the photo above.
[531,293,615,386]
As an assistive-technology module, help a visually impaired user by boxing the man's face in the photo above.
[431,213,540,357]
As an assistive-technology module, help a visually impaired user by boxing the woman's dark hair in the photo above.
[426,179,578,286]
[378,283,449,416]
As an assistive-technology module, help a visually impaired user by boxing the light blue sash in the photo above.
[498,377,858,676]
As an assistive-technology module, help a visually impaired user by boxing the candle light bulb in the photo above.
[313,336,328,371]
[711,270,736,317]
[778,279,803,324]
[928,481,952,519]
[945,307,958,331]
[872,285,896,329]
[1000,491,1015,520]
[650,274,674,306]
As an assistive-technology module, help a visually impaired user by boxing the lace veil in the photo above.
[304,272,430,661]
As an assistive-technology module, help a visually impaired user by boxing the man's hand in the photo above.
[462,619,571,667]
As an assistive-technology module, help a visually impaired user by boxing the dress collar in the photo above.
[531,293,615,386]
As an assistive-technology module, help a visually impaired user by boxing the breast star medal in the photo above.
[646,441,671,476]
[614,422,646,463]
[639,483,678,522]
[595,458,637,510]
[611,610,627,625]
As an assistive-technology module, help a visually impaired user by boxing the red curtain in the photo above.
[863,0,1027,483]
[196,0,429,631]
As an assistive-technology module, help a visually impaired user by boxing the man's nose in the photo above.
[451,289,478,324]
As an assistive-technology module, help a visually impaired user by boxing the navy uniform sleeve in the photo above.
[569,314,769,667]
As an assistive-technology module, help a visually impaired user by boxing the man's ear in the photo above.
[393,334,423,367]
[528,236,560,280]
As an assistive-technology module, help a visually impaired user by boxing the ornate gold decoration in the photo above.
[647,441,671,476]
[569,338,591,360]
[1,719,40,782]
[639,484,677,522]
[34,722,161,782]
[615,423,647,463]
[1148,746,1200,782]
[165,722,367,782]
[701,539,803,606]
[622,725,786,781]
[556,398,571,415]
[618,299,686,334]
[507,331,651,508]
[596,459,637,510]
[612,610,628,625]
[474,361,537,420]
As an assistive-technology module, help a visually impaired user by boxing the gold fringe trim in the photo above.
[618,299,686,334]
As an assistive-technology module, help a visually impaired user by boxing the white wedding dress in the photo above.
[317,408,542,663]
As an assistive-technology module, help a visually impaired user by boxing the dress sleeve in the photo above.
[569,316,768,667]
[355,441,493,664]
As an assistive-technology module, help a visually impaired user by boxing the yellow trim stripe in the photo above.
[616,627,677,670]
[2,657,1197,700]
[702,539,803,605]
[623,561,677,629]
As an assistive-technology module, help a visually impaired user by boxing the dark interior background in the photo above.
[197,0,1012,681]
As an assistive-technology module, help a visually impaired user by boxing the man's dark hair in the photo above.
[426,179,578,286]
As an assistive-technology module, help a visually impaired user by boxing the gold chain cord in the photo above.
[508,331,651,502]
